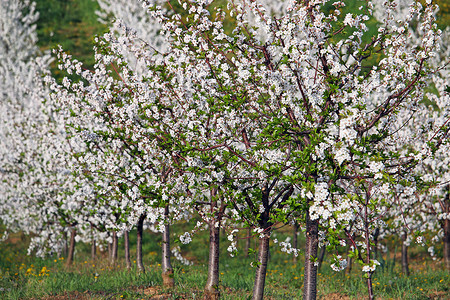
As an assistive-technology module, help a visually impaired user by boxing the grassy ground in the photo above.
[0,223,449,299]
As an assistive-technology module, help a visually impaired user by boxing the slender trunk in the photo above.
[245,227,251,258]
[303,210,319,300]
[443,218,450,270]
[367,272,374,300]
[204,221,221,299]
[124,230,132,270]
[162,205,174,287]
[293,222,299,264]
[61,231,68,258]
[317,245,326,272]
[66,228,76,267]
[204,188,223,300]
[110,231,118,266]
[136,214,146,273]
[91,240,96,261]
[401,232,410,276]
[251,233,271,300]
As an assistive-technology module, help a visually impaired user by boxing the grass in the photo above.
[34,0,108,81]
[0,223,449,299]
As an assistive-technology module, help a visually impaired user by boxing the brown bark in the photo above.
[136,214,146,273]
[443,218,450,270]
[401,232,410,276]
[204,189,225,300]
[162,205,174,287]
[251,233,271,300]
[61,231,68,258]
[367,272,374,300]
[110,231,118,266]
[303,210,319,300]
[204,222,221,300]
[124,230,132,270]
[65,228,76,267]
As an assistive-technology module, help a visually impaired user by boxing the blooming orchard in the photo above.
[0,0,448,300]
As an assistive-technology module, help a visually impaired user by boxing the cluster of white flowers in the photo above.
[179,232,192,244]
[330,255,348,272]
[362,260,381,273]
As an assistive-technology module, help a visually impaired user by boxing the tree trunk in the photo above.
[303,210,319,300]
[367,272,374,300]
[136,214,146,273]
[124,230,132,270]
[251,233,271,300]
[401,232,410,276]
[66,228,76,267]
[61,231,68,258]
[204,221,221,300]
[91,239,96,261]
[162,205,174,287]
[110,231,118,266]
[443,218,450,270]
[245,227,251,258]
